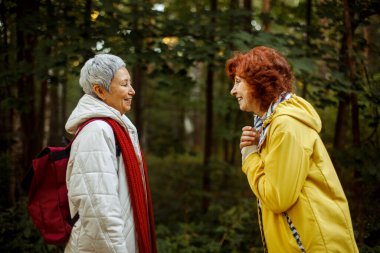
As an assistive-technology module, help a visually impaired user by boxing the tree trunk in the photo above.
[133,63,144,144]
[0,0,11,151]
[131,1,145,144]
[342,0,360,146]
[262,0,271,32]
[49,82,61,145]
[222,0,238,164]
[0,0,15,207]
[229,112,243,165]
[202,0,217,213]
[302,0,312,99]
[42,81,51,147]
[45,0,57,146]
[61,74,68,137]
[243,0,252,32]
[202,65,213,212]
[333,93,350,149]
[342,0,363,245]
[15,0,39,206]
[224,0,253,165]
[82,0,93,59]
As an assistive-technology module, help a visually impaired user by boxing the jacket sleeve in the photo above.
[242,118,311,214]
[68,121,127,253]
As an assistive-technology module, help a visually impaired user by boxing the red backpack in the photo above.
[22,118,106,245]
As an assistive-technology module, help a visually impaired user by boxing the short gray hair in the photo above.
[79,54,126,95]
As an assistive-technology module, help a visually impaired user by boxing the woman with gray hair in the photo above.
[64,54,157,253]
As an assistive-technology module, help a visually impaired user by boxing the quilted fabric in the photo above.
[64,94,143,253]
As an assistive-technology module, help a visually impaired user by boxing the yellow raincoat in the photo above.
[242,95,358,252]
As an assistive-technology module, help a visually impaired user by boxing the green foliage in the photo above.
[331,146,380,251]
[0,200,62,253]
[155,201,263,253]
[148,154,263,253]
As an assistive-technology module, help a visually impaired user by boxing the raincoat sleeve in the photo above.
[67,121,127,252]
[242,117,311,214]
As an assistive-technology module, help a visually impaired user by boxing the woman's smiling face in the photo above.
[106,67,135,114]
[230,75,264,117]
[94,67,135,115]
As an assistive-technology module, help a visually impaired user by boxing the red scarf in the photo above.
[104,118,157,253]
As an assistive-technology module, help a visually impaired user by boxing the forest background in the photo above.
[0,0,379,252]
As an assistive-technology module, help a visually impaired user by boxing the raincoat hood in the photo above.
[65,94,136,135]
[242,93,358,252]
[264,94,322,133]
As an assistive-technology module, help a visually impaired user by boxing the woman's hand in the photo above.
[240,126,260,149]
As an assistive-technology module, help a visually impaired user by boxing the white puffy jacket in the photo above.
[64,94,144,253]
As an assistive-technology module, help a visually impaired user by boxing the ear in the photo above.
[93,84,107,101]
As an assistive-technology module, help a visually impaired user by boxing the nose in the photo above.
[230,85,236,96]
[129,86,136,96]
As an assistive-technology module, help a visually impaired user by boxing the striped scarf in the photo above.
[253,92,292,148]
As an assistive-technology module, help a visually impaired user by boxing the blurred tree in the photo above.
[0,0,379,251]
[262,0,271,32]
[201,0,217,213]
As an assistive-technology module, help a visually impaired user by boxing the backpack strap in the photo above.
[67,118,121,222]
[63,118,108,225]
[75,118,121,156]
[49,119,102,164]
[69,118,101,146]
[69,212,80,226]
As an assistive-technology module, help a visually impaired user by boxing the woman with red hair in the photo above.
[226,46,358,252]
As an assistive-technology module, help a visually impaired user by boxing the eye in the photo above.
[121,80,132,87]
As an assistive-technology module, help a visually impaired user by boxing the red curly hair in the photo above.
[226,46,294,112]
